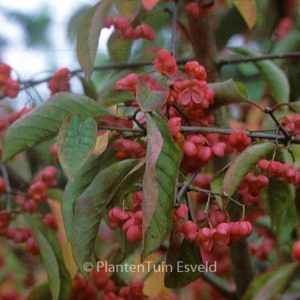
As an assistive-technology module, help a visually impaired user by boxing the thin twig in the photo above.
[218,51,300,67]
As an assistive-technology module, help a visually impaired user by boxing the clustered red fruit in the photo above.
[239,173,269,197]
[0,64,20,98]
[172,204,188,222]
[71,269,178,300]
[108,190,143,243]
[0,225,40,256]
[275,17,294,41]
[104,16,155,41]
[280,113,300,138]
[227,130,252,152]
[185,1,215,17]
[153,49,178,77]
[48,67,70,95]
[177,205,253,251]
[258,159,300,185]
[28,165,58,204]
[0,210,11,231]
[113,138,146,160]
[181,133,233,171]
[168,117,181,141]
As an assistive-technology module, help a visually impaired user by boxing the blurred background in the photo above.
[0,0,112,106]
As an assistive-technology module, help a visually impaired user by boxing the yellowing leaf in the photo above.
[233,0,257,29]
[93,131,110,156]
[48,198,77,277]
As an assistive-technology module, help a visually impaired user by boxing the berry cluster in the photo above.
[153,49,178,77]
[48,68,71,95]
[279,113,300,138]
[167,117,181,141]
[258,159,300,185]
[0,64,20,98]
[181,133,233,171]
[104,16,155,41]
[27,166,58,204]
[177,205,253,251]
[113,138,146,160]
[292,240,300,264]
[0,210,57,257]
[71,271,177,300]
[239,173,269,197]
[108,190,143,243]
[227,130,252,152]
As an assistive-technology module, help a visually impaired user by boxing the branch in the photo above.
[218,51,300,67]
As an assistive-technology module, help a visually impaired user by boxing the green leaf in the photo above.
[136,78,167,112]
[63,139,118,241]
[99,90,136,107]
[233,0,257,29]
[78,76,98,100]
[57,115,97,180]
[72,159,139,276]
[210,169,227,209]
[108,30,133,62]
[142,113,182,260]
[272,29,300,67]
[231,47,290,103]
[262,177,296,240]
[76,0,112,79]
[27,284,52,300]
[2,92,111,162]
[222,142,275,197]
[243,262,298,300]
[209,79,250,111]
[27,214,71,300]
[165,234,203,288]
[114,0,142,16]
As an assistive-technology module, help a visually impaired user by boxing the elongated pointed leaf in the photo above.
[99,90,136,107]
[2,92,111,162]
[76,0,112,79]
[233,0,257,29]
[261,177,296,240]
[136,78,167,112]
[142,114,182,260]
[209,79,250,111]
[114,0,142,16]
[231,47,290,103]
[27,214,71,300]
[108,31,133,62]
[210,169,227,209]
[72,159,139,276]
[222,142,274,197]
[165,231,202,288]
[63,139,118,241]
[243,263,298,300]
[58,115,97,180]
